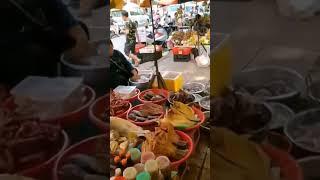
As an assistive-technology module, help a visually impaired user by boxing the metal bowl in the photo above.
[129,73,152,91]
[199,96,210,111]
[233,66,305,102]
[284,108,320,153]
[183,82,205,94]
[268,102,295,130]
[298,156,320,180]
[60,40,108,96]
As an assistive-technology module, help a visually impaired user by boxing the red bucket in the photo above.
[123,88,140,103]
[20,130,70,179]
[171,131,194,169]
[89,94,109,133]
[261,144,303,180]
[2,85,96,128]
[52,135,107,180]
[126,104,165,126]
[138,89,169,105]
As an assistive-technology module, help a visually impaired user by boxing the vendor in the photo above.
[109,40,140,89]
[0,0,92,89]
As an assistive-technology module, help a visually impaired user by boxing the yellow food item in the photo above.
[141,121,180,159]
[171,101,196,120]
[212,128,271,180]
[110,117,144,137]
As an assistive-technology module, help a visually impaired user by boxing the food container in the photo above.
[261,144,303,180]
[89,94,109,133]
[126,104,165,126]
[138,89,169,105]
[264,132,292,153]
[162,71,183,92]
[171,131,194,168]
[268,102,295,130]
[4,85,96,128]
[212,33,232,96]
[20,130,69,180]
[233,66,305,103]
[129,71,153,91]
[52,135,107,180]
[200,111,211,133]
[169,107,205,132]
[183,82,205,94]
[199,96,210,111]
[172,47,192,56]
[284,108,320,153]
[168,93,196,105]
[60,39,108,96]
[298,156,320,180]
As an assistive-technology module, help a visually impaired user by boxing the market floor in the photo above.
[214,0,320,74]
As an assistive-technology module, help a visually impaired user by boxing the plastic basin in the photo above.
[138,89,169,105]
[261,144,303,180]
[180,107,206,132]
[126,104,165,126]
[52,135,107,180]
[171,131,194,168]
[20,130,70,179]
[3,85,96,128]
[89,94,110,133]
[123,88,140,103]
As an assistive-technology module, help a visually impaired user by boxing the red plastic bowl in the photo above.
[126,104,165,126]
[2,85,96,128]
[123,88,140,103]
[261,144,303,180]
[89,94,109,133]
[138,89,169,105]
[52,135,107,180]
[171,131,194,168]
[20,130,70,179]
[167,107,205,132]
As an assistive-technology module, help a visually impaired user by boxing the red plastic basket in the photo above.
[172,47,192,55]
[261,144,303,180]
[126,104,165,126]
[123,88,140,103]
[20,130,70,180]
[2,85,96,128]
[52,135,107,180]
[138,89,169,105]
[167,107,205,132]
[89,95,109,133]
[171,131,194,169]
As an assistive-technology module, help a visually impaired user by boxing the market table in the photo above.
[137,50,210,179]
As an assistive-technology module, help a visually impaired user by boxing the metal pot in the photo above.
[60,40,108,96]
[233,66,305,103]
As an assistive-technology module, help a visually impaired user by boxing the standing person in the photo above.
[0,0,92,98]
[109,40,139,89]
[122,10,141,66]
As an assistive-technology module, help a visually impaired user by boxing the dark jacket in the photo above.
[110,50,135,89]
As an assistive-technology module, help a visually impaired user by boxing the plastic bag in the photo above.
[195,54,210,68]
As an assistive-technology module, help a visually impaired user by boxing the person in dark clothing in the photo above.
[122,10,141,66]
[109,40,139,89]
[0,0,92,91]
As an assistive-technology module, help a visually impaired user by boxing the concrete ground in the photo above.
[214,0,320,75]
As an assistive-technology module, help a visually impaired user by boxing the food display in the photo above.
[128,103,164,122]
[110,93,130,117]
[58,138,108,180]
[141,91,166,102]
[171,32,184,46]
[142,121,188,162]
[165,101,200,130]
[237,80,294,98]
[0,118,62,173]
[169,90,195,104]
[183,82,205,94]
[211,89,271,134]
